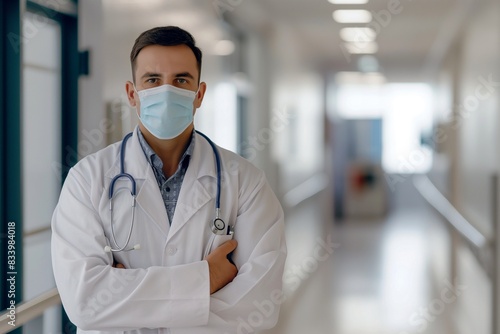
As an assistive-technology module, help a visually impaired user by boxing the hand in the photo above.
[205,240,238,294]
[113,262,125,269]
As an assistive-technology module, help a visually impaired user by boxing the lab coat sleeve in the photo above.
[177,170,287,333]
[51,167,210,331]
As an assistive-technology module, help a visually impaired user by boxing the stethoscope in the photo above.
[104,130,233,253]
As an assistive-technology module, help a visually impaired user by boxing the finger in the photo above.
[218,240,238,254]
[115,263,125,269]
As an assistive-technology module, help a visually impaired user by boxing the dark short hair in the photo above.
[130,26,203,83]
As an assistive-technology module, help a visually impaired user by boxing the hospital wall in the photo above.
[453,0,500,239]
[430,0,500,332]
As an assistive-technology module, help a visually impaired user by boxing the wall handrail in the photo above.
[0,288,60,332]
[282,173,329,208]
[413,174,489,250]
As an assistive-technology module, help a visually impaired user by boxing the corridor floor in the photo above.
[262,176,454,334]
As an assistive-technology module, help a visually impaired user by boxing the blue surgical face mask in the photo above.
[135,84,197,140]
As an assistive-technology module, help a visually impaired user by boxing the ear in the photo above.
[194,82,207,109]
[125,81,138,107]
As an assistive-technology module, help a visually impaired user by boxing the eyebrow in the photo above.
[139,71,196,80]
[175,72,195,80]
[140,72,162,80]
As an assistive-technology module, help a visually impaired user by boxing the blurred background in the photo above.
[1,0,499,333]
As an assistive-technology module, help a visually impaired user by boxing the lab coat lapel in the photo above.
[105,129,171,238]
[167,132,217,240]
[135,176,170,237]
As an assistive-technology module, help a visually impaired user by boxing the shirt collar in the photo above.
[137,128,195,172]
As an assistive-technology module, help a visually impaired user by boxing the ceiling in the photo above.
[101,0,476,82]
[227,0,475,81]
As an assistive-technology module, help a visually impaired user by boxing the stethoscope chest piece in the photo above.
[211,218,226,235]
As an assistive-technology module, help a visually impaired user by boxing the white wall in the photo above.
[433,0,500,333]
[240,31,279,190]
[267,21,326,194]
[455,0,500,237]
[456,1,500,332]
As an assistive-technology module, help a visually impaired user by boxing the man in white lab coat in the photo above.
[51,26,287,333]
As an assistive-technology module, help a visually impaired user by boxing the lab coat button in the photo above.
[167,247,177,255]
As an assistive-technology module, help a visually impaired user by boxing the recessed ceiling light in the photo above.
[344,41,378,54]
[340,27,376,42]
[328,0,369,4]
[333,10,372,23]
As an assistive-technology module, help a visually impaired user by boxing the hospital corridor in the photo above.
[1,0,499,333]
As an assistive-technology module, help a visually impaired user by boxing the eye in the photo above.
[176,78,188,84]
[146,78,159,84]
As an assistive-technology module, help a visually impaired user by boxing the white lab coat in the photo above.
[51,128,287,334]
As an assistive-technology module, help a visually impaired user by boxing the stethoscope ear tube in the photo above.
[194,130,222,210]
[195,131,232,237]
[109,132,136,200]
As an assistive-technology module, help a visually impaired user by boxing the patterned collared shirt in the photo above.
[137,129,195,224]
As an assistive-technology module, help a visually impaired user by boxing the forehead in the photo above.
[134,44,199,78]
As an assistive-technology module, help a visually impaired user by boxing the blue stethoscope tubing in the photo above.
[105,130,229,253]
[106,132,138,253]
[194,131,228,235]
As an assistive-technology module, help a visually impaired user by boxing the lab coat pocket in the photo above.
[203,234,234,258]
[212,234,234,251]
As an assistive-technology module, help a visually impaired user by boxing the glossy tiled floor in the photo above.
[264,176,454,334]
